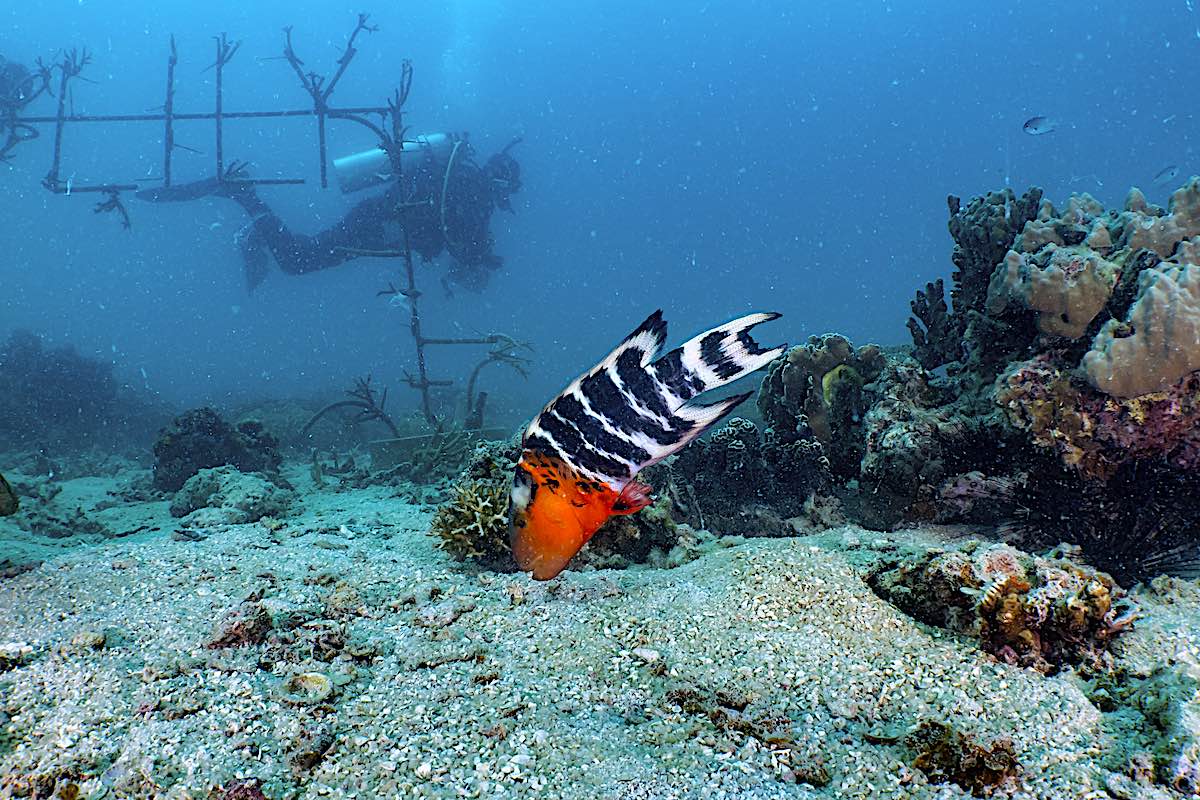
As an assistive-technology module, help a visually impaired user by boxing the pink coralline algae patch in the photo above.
[997,357,1200,480]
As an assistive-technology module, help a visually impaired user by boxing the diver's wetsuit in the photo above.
[0,55,45,161]
[138,134,520,292]
[231,142,503,290]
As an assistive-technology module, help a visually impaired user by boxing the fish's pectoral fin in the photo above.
[611,479,654,515]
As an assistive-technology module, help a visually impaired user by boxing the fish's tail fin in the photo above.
[627,312,783,471]
[674,389,755,438]
[652,312,786,406]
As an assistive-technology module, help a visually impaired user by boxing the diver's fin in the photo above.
[238,220,271,292]
[136,163,253,203]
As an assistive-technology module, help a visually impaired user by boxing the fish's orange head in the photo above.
[508,450,652,581]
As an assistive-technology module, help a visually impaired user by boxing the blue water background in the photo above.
[2,0,1197,429]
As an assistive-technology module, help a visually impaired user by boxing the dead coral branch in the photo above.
[302,375,400,438]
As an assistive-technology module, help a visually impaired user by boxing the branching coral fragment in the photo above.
[429,479,513,569]
[907,278,956,370]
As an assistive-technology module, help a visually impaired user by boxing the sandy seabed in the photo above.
[1,465,1198,800]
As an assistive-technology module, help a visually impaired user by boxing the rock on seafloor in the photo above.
[0,473,1198,800]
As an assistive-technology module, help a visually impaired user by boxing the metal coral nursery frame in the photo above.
[6,14,530,428]
[11,15,394,214]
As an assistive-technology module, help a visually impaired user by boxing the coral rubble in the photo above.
[904,719,1020,797]
[205,600,273,649]
[208,779,269,800]
[869,539,1136,675]
[152,408,283,492]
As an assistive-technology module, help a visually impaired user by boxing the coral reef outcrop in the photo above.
[666,418,831,536]
[737,178,1200,579]
[0,330,170,451]
[1116,179,1200,257]
[998,356,1200,479]
[844,176,1200,580]
[755,337,1015,528]
[906,188,1043,372]
[986,244,1121,339]
[169,466,296,525]
[152,408,283,492]
[757,334,885,477]
[1084,261,1200,397]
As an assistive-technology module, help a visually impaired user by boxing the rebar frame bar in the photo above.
[163,36,177,186]
[17,18,393,198]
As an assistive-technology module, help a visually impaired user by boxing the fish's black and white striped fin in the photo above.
[522,311,783,489]
[653,312,786,407]
[596,309,668,370]
[670,389,756,439]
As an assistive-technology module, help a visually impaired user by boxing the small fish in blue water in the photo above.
[1153,165,1181,186]
[386,287,419,313]
[509,310,784,580]
[1022,116,1057,136]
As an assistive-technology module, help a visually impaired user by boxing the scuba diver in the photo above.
[0,54,47,162]
[137,133,522,293]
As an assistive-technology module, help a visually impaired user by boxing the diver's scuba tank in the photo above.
[332,133,455,194]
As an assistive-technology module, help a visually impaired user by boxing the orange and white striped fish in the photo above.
[509,310,785,580]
